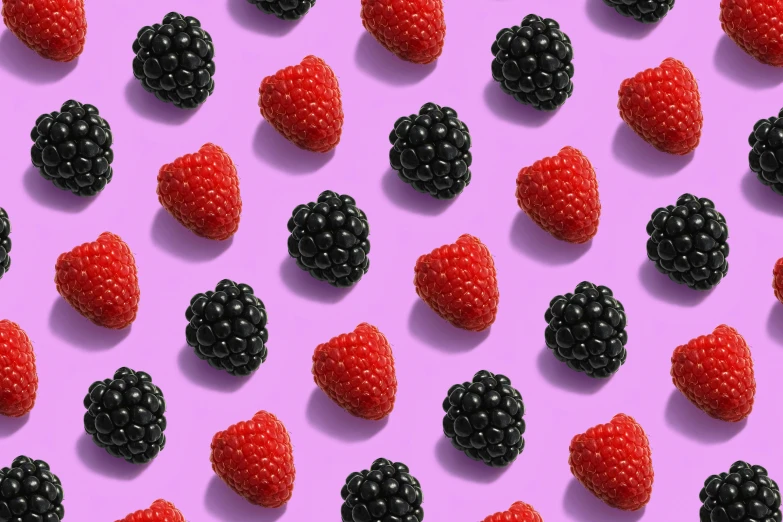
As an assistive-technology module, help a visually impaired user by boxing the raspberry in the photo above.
[699,461,781,522]
[721,0,783,66]
[360,0,445,64]
[602,0,675,23]
[341,458,423,522]
[115,499,185,522]
[0,207,11,281]
[0,320,37,418]
[0,456,64,522]
[1,0,86,62]
[247,0,316,20]
[482,501,543,522]
[775,258,783,303]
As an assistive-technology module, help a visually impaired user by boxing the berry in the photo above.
[287,190,370,288]
[115,499,185,522]
[258,55,343,153]
[618,57,702,155]
[749,108,783,195]
[645,193,730,291]
[699,461,781,522]
[132,12,215,109]
[0,208,11,280]
[185,279,268,376]
[340,458,423,522]
[312,323,396,420]
[0,321,37,418]
[775,258,783,303]
[82,367,167,464]
[482,501,543,522]
[246,0,315,20]
[491,14,574,111]
[157,143,241,240]
[671,325,755,423]
[569,413,654,511]
[30,100,114,197]
[54,232,140,329]
[1,0,86,62]
[602,0,675,23]
[211,410,295,508]
[516,146,600,244]
[442,370,526,467]
[388,102,473,200]
[721,0,783,66]
[0,456,64,522]
[360,0,445,64]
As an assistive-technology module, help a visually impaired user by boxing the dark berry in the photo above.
[340,458,423,522]
[0,208,11,281]
[749,109,783,195]
[699,461,782,522]
[602,0,675,23]
[246,0,316,20]
[0,456,64,522]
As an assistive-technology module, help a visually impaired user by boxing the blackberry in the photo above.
[185,279,269,376]
[388,102,473,200]
[0,456,64,522]
[340,458,423,522]
[442,370,526,467]
[247,0,316,20]
[491,14,574,111]
[30,100,114,197]
[544,282,628,379]
[699,461,781,522]
[749,109,783,195]
[602,0,675,23]
[287,190,370,288]
[0,208,10,280]
[132,12,215,109]
[82,367,167,464]
[646,193,730,291]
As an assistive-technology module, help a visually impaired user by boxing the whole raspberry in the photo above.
[775,258,783,303]
[115,499,185,522]
[1,0,86,62]
[0,320,37,418]
[482,501,543,522]
[360,0,445,64]
[721,0,783,66]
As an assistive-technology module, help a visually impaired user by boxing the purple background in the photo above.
[1,0,782,520]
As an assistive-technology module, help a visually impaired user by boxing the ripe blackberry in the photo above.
[0,208,10,280]
[132,12,215,109]
[602,0,675,23]
[442,370,526,467]
[82,367,167,464]
[544,282,628,379]
[646,193,730,291]
[0,456,64,522]
[699,461,781,522]
[749,109,783,195]
[29,100,114,197]
[185,279,269,376]
[340,458,423,522]
[247,0,316,20]
[388,102,473,200]
[287,190,370,288]
[491,14,574,111]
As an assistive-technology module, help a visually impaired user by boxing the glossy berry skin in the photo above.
[30,100,114,197]
[157,143,241,240]
[569,413,654,511]
[721,0,783,67]
[602,0,675,23]
[0,208,11,280]
[341,458,423,522]
[671,325,755,423]
[775,258,783,303]
[55,232,140,329]
[360,0,445,64]
[618,57,702,155]
[0,321,37,418]
[749,109,783,194]
[516,146,600,244]
[115,499,185,522]
[483,501,543,522]
[211,410,295,508]
[312,323,396,420]
[0,456,64,522]
[699,462,782,522]
[259,55,343,153]
[132,12,215,109]
[1,0,86,62]
[247,0,315,20]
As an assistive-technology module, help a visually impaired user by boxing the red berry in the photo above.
[569,413,654,511]
[774,258,783,303]
[54,232,140,329]
[360,0,446,64]
[671,325,755,422]
[258,55,343,153]
[114,499,185,522]
[157,143,241,241]
[1,0,86,62]
[618,58,703,155]
[721,0,783,66]
[312,323,397,420]
[516,146,601,244]
[414,234,499,332]
[0,320,37,418]
[210,410,295,508]
[482,501,543,522]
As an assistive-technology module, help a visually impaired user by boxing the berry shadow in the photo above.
[253,122,335,175]
[483,81,557,127]
[740,170,783,217]
[23,166,96,213]
[407,300,489,352]
[563,479,645,521]
[612,124,694,176]
[354,33,436,86]
[637,261,710,307]
[177,344,250,393]
[713,35,783,89]
[381,169,455,216]
[151,208,233,262]
[434,438,508,484]
[306,388,388,442]
[0,414,29,438]
[225,0,300,36]
[76,436,148,480]
[205,476,287,521]
[536,346,609,395]
[583,0,657,40]
[49,299,130,350]
[766,303,783,346]
[509,213,592,266]
[0,31,77,84]
[124,79,197,126]
[664,390,747,443]
[278,258,353,304]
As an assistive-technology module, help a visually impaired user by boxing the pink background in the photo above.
[1,0,782,520]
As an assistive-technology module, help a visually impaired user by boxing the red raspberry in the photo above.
[618,58,702,155]
[157,143,241,241]
[569,413,654,511]
[0,320,37,417]
[720,0,783,66]
[774,257,783,303]
[482,501,543,522]
[414,234,499,332]
[54,232,140,329]
[312,323,397,420]
[210,410,295,508]
[258,55,343,153]
[515,146,601,244]
[114,499,185,522]
[1,0,86,62]
[360,0,446,64]
[671,325,755,422]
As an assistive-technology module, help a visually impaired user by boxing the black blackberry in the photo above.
[602,0,675,23]
[544,282,628,379]
[287,190,370,288]
[699,461,781,522]
[82,367,167,464]
[185,279,268,376]
[749,109,783,195]
[0,456,64,522]
[132,12,215,109]
[491,14,574,111]
[30,100,114,197]
[340,458,423,522]
[0,208,10,280]
[646,193,730,291]
[247,0,316,20]
[441,370,526,468]
[388,102,473,200]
